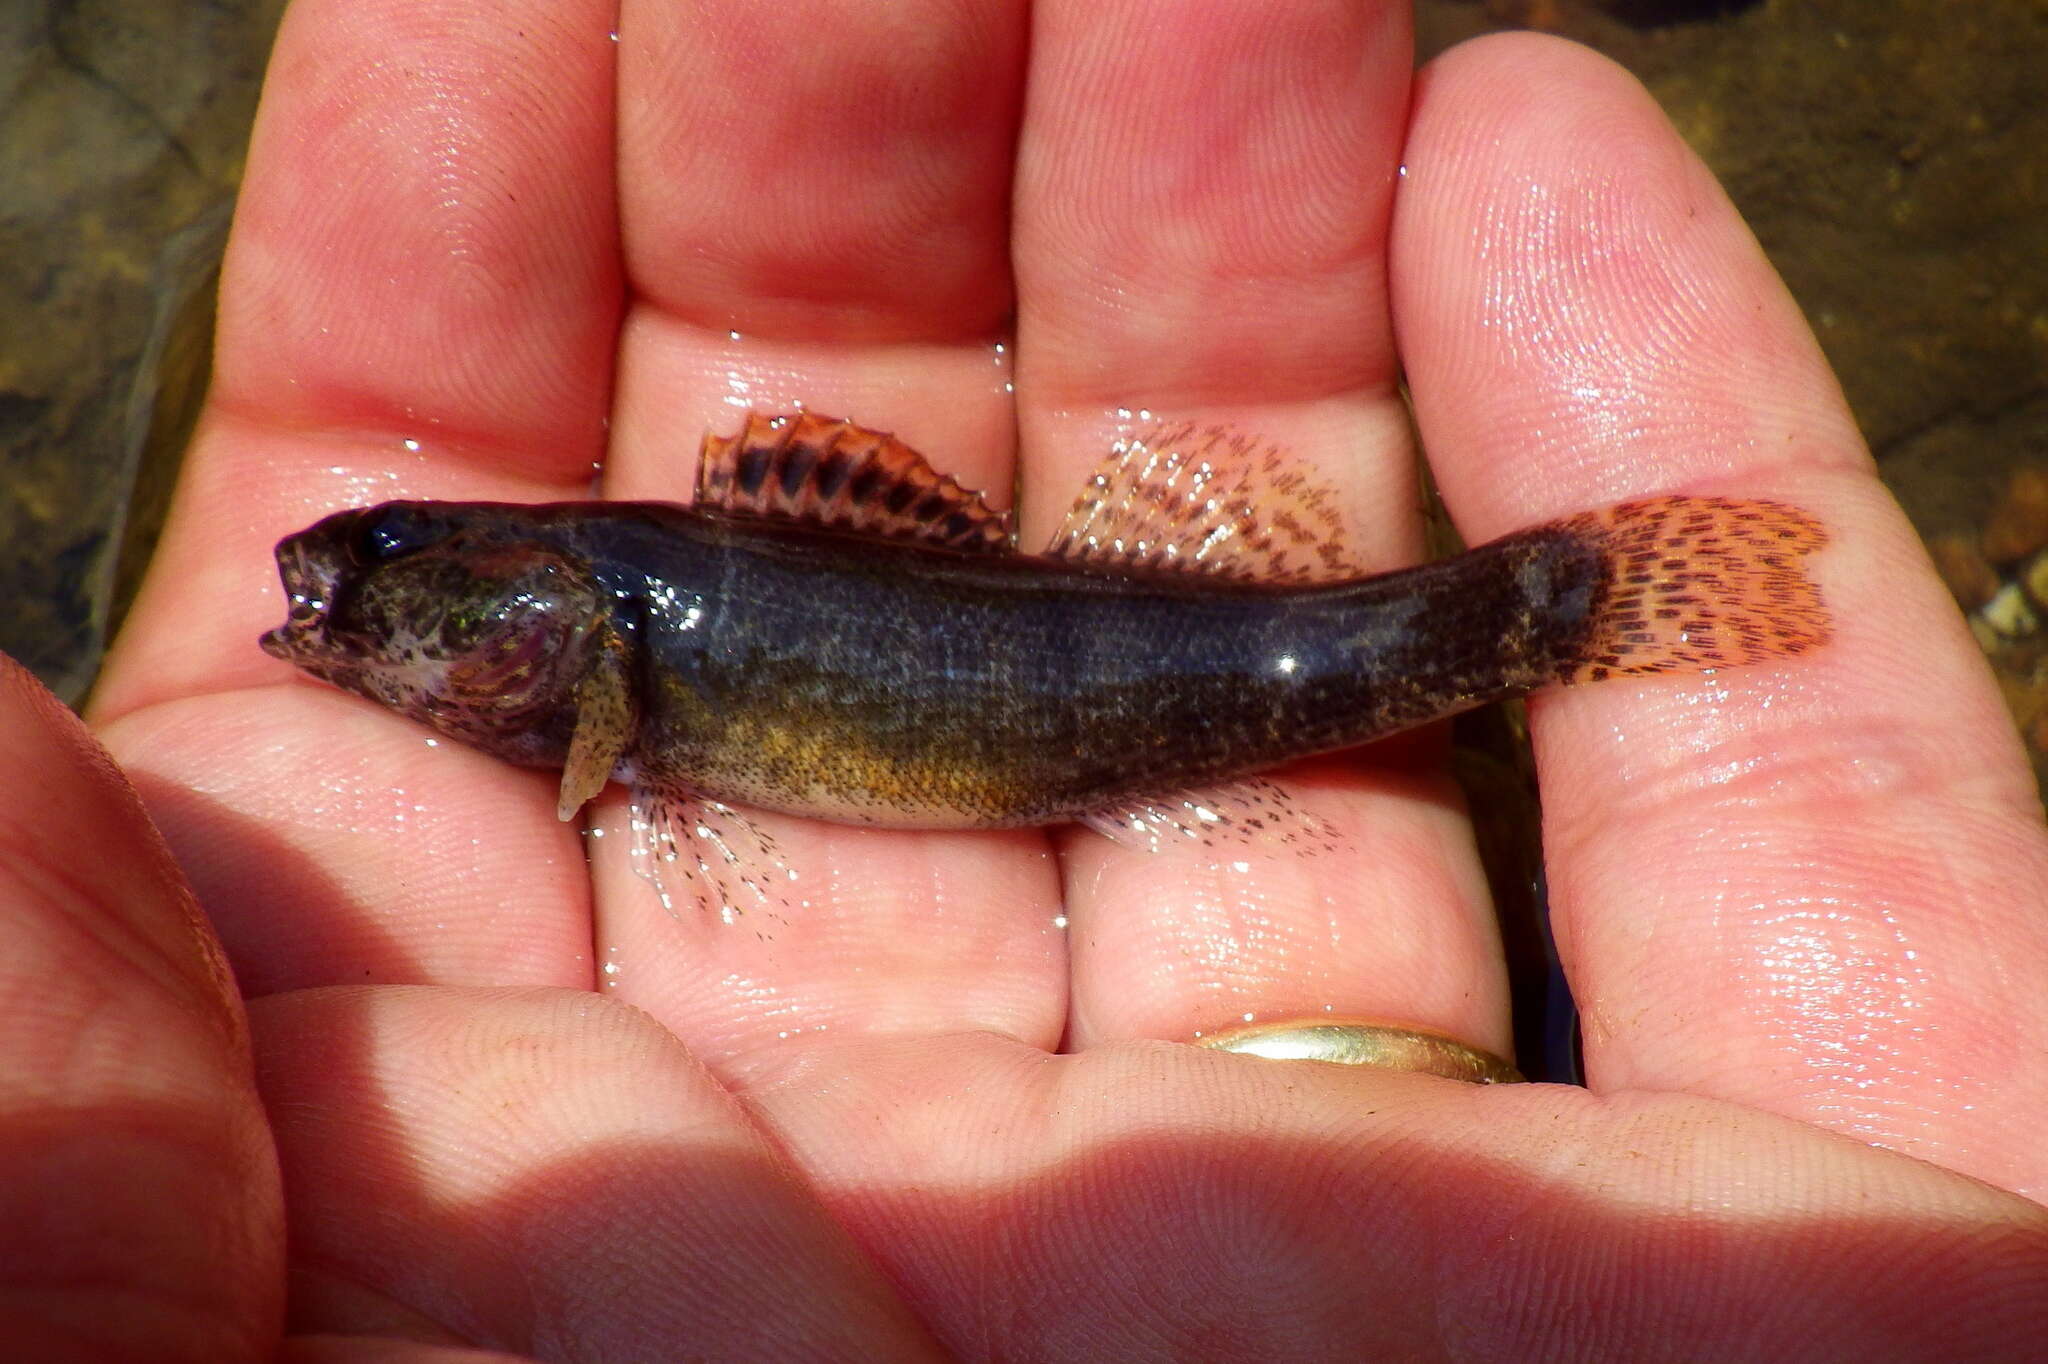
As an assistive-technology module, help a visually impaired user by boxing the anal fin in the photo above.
[1080,777,1343,857]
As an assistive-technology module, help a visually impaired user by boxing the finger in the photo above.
[281,1340,535,1364]
[280,1339,535,1364]
[1392,35,2048,1196]
[99,691,593,998]
[606,0,1028,504]
[747,1036,2048,1361]
[94,0,621,991]
[0,658,282,1361]
[595,0,1069,1077]
[252,986,944,1360]
[1011,0,1511,1054]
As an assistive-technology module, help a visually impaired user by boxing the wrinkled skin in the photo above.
[7,1,2046,1360]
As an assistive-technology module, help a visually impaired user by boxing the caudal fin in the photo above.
[1559,496,1831,684]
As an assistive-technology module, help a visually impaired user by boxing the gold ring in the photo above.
[1195,1018,1524,1084]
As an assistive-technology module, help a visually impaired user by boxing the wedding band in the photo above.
[1195,1019,1524,1084]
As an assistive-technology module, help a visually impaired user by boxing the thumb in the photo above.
[0,656,282,1361]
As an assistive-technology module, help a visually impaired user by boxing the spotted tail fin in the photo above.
[1558,496,1830,684]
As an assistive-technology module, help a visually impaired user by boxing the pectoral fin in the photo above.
[558,619,637,822]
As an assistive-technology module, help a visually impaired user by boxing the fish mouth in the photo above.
[260,533,344,664]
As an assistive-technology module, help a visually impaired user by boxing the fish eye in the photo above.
[354,506,443,563]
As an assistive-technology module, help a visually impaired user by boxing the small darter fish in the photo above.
[261,413,1829,864]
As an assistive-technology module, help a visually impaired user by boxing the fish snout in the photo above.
[262,531,347,660]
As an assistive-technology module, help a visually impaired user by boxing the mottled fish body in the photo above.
[261,414,1831,843]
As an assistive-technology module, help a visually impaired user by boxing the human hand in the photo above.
[32,0,2048,1358]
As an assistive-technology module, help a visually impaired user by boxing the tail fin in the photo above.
[1559,496,1830,684]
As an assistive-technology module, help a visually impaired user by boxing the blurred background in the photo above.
[3,0,2042,778]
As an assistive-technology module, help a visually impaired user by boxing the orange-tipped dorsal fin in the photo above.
[696,412,1013,552]
[1047,422,1365,583]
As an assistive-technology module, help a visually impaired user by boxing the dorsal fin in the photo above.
[1046,422,1365,583]
[696,412,1013,552]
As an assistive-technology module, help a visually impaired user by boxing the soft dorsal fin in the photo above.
[696,412,1013,552]
[1046,422,1365,583]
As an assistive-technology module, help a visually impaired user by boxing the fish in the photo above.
[260,412,1830,862]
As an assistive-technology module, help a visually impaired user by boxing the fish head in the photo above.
[261,501,616,766]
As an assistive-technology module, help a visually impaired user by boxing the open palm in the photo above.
[17,0,2044,1358]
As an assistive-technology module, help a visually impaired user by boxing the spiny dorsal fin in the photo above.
[696,412,1013,552]
[1046,422,1364,583]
